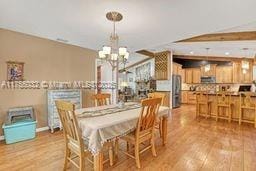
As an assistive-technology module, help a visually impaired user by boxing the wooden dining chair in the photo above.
[216,91,232,122]
[196,91,212,118]
[92,93,111,106]
[119,98,162,168]
[148,92,166,137]
[55,100,114,171]
[239,92,256,128]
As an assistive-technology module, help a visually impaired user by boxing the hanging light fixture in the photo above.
[98,11,129,68]
[204,48,211,72]
[241,48,250,74]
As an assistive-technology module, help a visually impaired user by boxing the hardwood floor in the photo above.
[1,104,256,171]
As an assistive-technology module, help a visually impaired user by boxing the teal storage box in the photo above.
[2,118,37,144]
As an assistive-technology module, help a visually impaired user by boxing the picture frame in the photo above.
[6,61,25,81]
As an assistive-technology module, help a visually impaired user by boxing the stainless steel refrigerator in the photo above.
[172,75,181,108]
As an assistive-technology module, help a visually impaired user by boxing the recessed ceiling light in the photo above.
[190,51,194,54]
[225,52,230,55]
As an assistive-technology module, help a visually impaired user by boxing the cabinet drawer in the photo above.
[187,92,196,104]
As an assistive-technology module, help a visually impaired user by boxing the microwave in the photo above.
[201,76,216,83]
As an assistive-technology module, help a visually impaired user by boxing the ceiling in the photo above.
[1,0,256,63]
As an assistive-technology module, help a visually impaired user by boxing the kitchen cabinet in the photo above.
[200,64,216,77]
[241,62,253,83]
[185,68,200,84]
[180,69,186,83]
[232,62,241,83]
[185,69,193,83]
[173,62,185,83]
[192,68,201,83]
[181,91,188,103]
[172,62,178,75]
[187,92,196,104]
[232,61,253,83]
[173,62,182,75]
[216,66,233,83]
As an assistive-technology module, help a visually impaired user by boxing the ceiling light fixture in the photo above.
[204,48,211,72]
[98,11,129,69]
[225,52,230,55]
[190,51,194,55]
[241,48,250,74]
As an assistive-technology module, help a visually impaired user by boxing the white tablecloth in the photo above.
[75,103,170,155]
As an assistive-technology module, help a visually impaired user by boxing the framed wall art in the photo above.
[6,61,25,81]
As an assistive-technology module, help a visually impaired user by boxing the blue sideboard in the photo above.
[47,89,82,133]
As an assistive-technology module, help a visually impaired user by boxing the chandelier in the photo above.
[98,11,129,68]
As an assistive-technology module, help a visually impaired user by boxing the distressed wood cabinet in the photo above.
[47,89,82,133]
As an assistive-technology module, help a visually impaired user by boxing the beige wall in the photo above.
[0,28,96,135]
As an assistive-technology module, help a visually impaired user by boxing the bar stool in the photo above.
[239,92,256,128]
[216,92,232,122]
[196,91,212,118]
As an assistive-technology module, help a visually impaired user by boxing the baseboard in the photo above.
[0,126,49,141]
[36,126,49,132]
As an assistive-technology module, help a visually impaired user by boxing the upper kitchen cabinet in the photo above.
[173,62,182,75]
[216,66,233,83]
[185,68,200,84]
[232,62,241,83]
[173,62,185,83]
[200,64,216,77]
[185,68,193,83]
[192,68,201,83]
[180,69,186,83]
[241,62,253,83]
[232,61,253,83]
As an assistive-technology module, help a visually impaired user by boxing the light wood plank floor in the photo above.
[1,105,256,171]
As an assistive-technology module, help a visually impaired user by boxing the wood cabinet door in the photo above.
[181,69,186,83]
[216,66,223,83]
[200,66,206,77]
[242,65,253,83]
[185,69,193,83]
[173,63,178,75]
[181,91,188,103]
[216,66,233,83]
[177,65,182,75]
[208,64,216,77]
[223,66,233,83]
[192,68,201,83]
[233,61,252,83]
[201,64,216,77]
[233,62,241,83]
[187,92,196,104]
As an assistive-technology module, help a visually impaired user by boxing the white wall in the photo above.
[97,60,118,103]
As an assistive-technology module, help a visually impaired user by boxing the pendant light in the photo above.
[204,48,211,72]
[241,48,249,74]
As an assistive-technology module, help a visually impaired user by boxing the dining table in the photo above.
[75,102,170,171]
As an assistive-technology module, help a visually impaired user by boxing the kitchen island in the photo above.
[196,92,256,122]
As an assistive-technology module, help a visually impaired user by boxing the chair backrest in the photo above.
[148,92,166,106]
[92,93,111,106]
[196,91,209,103]
[216,91,231,105]
[55,100,84,153]
[136,98,162,138]
[240,92,256,108]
